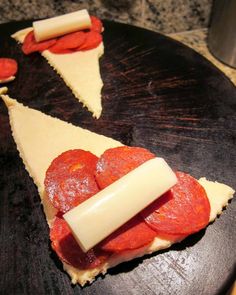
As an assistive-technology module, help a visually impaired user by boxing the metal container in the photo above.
[208,0,236,68]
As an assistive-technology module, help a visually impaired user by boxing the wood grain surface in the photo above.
[0,20,236,295]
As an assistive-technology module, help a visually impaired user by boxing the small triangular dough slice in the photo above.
[12,28,104,118]
[0,89,234,286]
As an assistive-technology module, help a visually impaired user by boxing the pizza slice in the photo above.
[12,11,104,119]
[0,88,234,286]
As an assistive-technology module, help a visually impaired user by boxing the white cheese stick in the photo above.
[33,9,91,42]
[64,158,177,252]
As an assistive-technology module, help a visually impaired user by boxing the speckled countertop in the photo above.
[168,29,236,86]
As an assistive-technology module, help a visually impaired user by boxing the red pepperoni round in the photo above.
[78,31,102,51]
[22,31,56,55]
[0,58,18,79]
[49,31,86,53]
[141,171,210,236]
[45,149,99,213]
[90,16,103,33]
[50,216,111,269]
[95,146,155,189]
[98,215,157,252]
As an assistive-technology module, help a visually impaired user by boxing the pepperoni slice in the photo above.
[95,146,155,189]
[44,149,99,213]
[49,31,86,53]
[50,216,111,269]
[78,31,102,51]
[141,172,210,236]
[22,31,56,55]
[98,215,157,252]
[0,58,18,79]
[90,16,103,33]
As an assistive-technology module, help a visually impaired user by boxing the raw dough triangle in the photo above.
[0,89,234,286]
[12,28,104,118]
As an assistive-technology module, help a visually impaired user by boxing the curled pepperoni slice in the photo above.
[22,31,56,55]
[49,31,86,54]
[90,16,103,33]
[141,172,210,236]
[50,216,111,269]
[95,146,155,189]
[78,31,102,51]
[45,149,99,213]
[99,215,157,252]
[0,58,18,79]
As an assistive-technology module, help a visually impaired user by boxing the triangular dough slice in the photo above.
[12,28,104,118]
[0,89,234,286]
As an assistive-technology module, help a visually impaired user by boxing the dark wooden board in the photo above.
[0,20,235,295]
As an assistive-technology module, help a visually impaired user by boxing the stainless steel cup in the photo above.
[208,0,236,68]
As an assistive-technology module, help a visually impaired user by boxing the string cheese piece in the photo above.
[64,158,177,252]
[33,9,91,42]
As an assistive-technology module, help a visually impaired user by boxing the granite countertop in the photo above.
[1,1,234,86]
[168,28,236,86]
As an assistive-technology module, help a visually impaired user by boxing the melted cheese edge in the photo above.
[11,28,104,119]
[0,92,234,286]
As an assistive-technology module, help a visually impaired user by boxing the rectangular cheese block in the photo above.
[64,158,177,252]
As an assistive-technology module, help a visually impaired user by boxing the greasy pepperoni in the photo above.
[22,31,56,55]
[49,31,86,53]
[141,172,210,236]
[78,31,102,51]
[0,58,18,79]
[50,216,111,269]
[45,149,99,213]
[95,146,155,189]
[98,215,157,252]
[90,16,103,33]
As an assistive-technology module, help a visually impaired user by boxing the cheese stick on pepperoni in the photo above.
[47,147,210,266]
